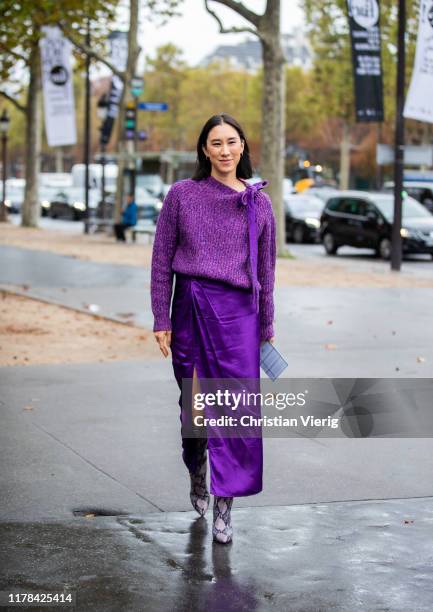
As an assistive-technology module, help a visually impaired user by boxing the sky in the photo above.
[115,0,305,68]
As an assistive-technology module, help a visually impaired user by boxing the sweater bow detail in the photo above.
[238,180,268,313]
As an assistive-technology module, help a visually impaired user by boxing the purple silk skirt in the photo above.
[170,272,263,497]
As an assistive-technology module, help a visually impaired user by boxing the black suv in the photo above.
[320,191,433,260]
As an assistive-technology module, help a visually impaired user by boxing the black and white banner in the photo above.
[100,31,128,146]
[404,0,433,124]
[39,26,77,146]
[346,0,384,122]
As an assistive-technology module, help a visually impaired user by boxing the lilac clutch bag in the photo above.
[260,341,288,381]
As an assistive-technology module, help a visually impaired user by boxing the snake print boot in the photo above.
[212,496,233,544]
[189,438,210,517]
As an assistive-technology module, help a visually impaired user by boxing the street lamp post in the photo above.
[83,18,91,234]
[0,109,10,223]
[391,0,405,272]
[97,93,110,221]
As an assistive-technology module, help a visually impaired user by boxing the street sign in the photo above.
[137,102,168,111]
[130,76,144,98]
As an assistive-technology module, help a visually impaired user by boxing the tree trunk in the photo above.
[259,1,286,256]
[21,43,41,227]
[55,148,64,173]
[339,121,351,190]
[114,0,139,224]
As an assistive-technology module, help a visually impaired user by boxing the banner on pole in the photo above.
[346,0,384,122]
[404,0,433,124]
[39,26,77,146]
[100,31,128,146]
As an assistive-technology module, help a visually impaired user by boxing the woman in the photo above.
[150,113,276,544]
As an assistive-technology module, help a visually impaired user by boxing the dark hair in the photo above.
[192,113,253,180]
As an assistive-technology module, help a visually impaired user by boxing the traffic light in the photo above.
[124,101,136,140]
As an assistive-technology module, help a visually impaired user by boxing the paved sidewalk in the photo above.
[2,361,433,521]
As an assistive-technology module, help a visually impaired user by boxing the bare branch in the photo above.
[58,23,125,80]
[0,42,27,63]
[207,0,260,27]
[0,90,26,112]
[204,0,259,38]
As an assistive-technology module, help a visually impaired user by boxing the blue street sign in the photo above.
[137,102,168,111]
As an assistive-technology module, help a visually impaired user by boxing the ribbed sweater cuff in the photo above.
[260,322,274,343]
[153,315,172,332]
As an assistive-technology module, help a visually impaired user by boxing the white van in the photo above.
[71,164,118,193]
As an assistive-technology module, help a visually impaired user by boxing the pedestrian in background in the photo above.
[114,194,138,242]
[151,113,276,544]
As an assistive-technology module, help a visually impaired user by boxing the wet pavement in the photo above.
[2,243,433,610]
[0,245,152,328]
[1,497,433,611]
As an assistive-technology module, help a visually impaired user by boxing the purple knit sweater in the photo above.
[150,175,276,341]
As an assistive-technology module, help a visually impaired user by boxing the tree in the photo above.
[0,0,117,226]
[204,0,286,256]
[61,0,184,223]
[1,0,184,226]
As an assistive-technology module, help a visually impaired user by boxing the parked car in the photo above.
[304,186,339,204]
[320,191,433,259]
[49,187,99,221]
[136,188,163,222]
[283,177,294,196]
[39,186,67,217]
[285,194,324,243]
[4,181,25,213]
[162,183,172,198]
[136,174,165,199]
[383,181,433,214]
[403,183,433,214]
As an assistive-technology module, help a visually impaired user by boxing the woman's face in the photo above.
[202,123,244,177]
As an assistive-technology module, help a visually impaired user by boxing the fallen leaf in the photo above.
[23,405,33,411]
[325,343,337,350]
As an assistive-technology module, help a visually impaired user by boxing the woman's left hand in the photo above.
[260,336,275,346]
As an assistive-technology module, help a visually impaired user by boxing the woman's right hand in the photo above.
[154,330,172,358]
